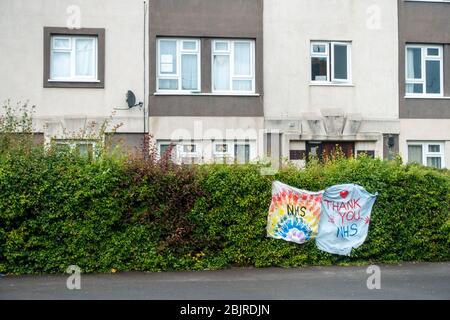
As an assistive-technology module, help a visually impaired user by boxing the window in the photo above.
[212,141,234,163]
[212,40,255,93]
[177,142,201,164]
[213,142,232,155]
[159,144,170,157]
[44,27,105,88]
[157,38,200,92]
[158,141,201,164]
[54,140,97,160]
[156,141,178,161]
[289,150,306,160]
[234,144,250,164]
[356,150,375,158]
[182,144,197,153]
[212,141,254,164]
[50,36,98,82]
[405,45,443,96]
[215,143,228,153]
[407,142,445,168]
[311,41,351,83]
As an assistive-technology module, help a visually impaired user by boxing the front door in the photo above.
[306,141,355,161]
[322,141,354,160]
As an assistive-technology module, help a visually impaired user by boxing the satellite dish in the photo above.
[113,90,142,110]
[126,90,136,108]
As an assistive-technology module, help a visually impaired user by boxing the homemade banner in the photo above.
[315,183,378,256]
[267,181,323,244]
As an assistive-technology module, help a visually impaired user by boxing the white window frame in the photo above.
[177,142,201,157]
[156,38,201,93]
[407,141,445,168]
[54,139,98,158]
[310,41,352,84]
[234,142,251,164]
[177,142,201,164]
[212,141,234,156]
[54,139,97,148]
[310,42,330,82]
[157,142,172,157]
[50,36,98,82]
[211,39,255,94]
[331,42,352,83]
[157,140,256,164]
[405,44,444,97]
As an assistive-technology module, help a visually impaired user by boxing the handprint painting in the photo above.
[267,181,323,244]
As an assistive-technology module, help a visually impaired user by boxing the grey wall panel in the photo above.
[398,0,450,119]
[149,0,263,117]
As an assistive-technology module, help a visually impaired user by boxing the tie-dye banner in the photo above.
[267,181,323,244]
[316,184,378,256]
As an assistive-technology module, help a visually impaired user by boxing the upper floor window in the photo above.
[311,41,352,84]
[212,39,255,94]
[50,36,98,82]
[157,38,200,93]
[405,44,443,96]
[44,27,105,88]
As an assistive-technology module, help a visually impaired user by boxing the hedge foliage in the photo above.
[0,142,449,274]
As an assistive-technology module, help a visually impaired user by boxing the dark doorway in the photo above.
[306,141,322,159]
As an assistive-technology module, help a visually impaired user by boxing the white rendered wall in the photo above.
[0,0,149,134]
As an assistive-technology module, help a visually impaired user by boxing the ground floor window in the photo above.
[407,142,444,169]
[53,139,97,160]
[159,143,172,158]
[157,141,200,164]
[234,143,250,164]
[178,142,201,164]
[212,141,234,163]
[356,150,375,158]
[157,140,253,164]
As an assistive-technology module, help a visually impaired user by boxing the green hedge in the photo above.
[0,148,449,274]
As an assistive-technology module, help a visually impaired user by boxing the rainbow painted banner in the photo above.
[267,181,323,244]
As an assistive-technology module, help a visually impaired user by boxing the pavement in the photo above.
[0,262,449,300]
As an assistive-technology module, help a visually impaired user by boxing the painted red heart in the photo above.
[340,190,349,198]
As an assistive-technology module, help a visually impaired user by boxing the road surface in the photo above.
[1,262,449,299]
